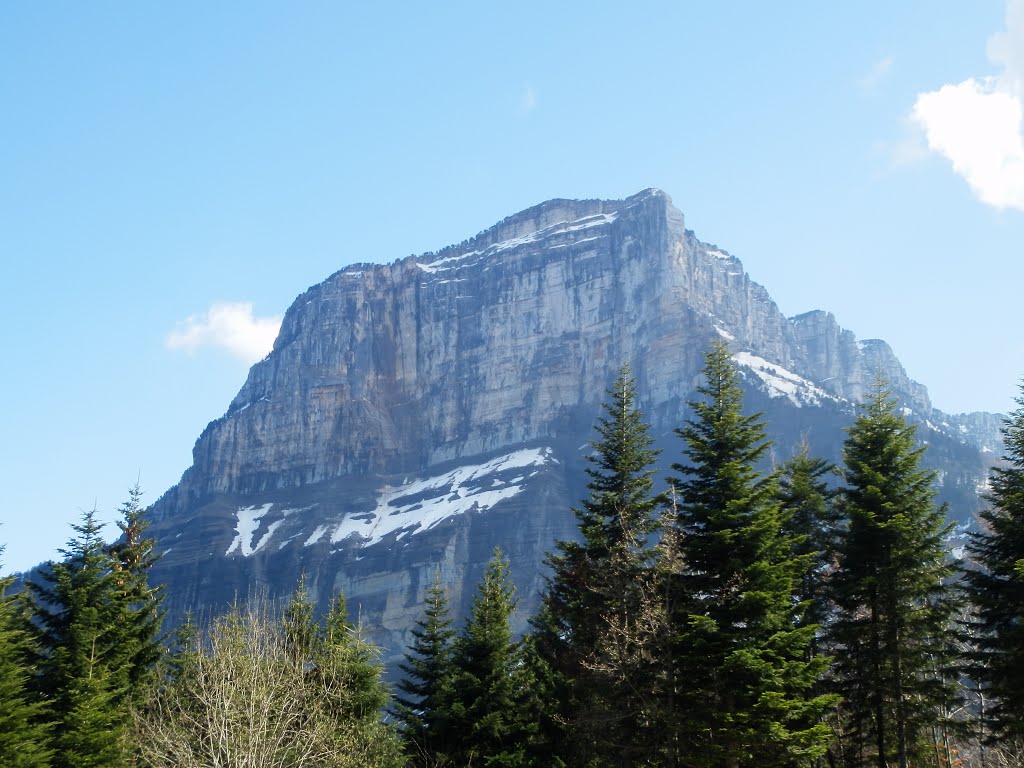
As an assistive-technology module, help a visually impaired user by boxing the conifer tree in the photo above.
[516,629,567,768]
[0,546,53,768]
[966,384,1024,744]
[828,381,960,768]
[779,443,839,645]
[395,572,458,765]
[447,548,534,767]
[540,365,662,764]
[309,588,401,765]
[282,573,317,659]
[319,591,394,725]
[29,509,129,768]
[57,671,125,768]
[109,483,165,698]
[27,490,165,767]
[667,342,832,767]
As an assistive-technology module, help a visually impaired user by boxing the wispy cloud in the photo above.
[520,84,538,113]
[858,56,893,92]
[910,0,1024,211]
[165,302,282,364]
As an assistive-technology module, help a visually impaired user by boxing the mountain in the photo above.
[145,188,999,665]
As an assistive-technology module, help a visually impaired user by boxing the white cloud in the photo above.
[165,302,282,364]
[913,80,1024,208]
[911,0,1024,211]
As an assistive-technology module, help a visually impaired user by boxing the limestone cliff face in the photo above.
[166,191,837,503]
[788,310,931,411]
[175,191,682,502]
[147,189,998,666]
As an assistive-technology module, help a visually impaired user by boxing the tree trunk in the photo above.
[893,632,907,768]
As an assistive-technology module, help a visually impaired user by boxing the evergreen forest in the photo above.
[3,343,1024,767]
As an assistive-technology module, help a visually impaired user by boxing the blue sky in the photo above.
[2,1,1023,572]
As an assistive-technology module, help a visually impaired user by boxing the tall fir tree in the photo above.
[307,587,403,765]
[539,364,662,765]
[282,573,317,660]
[319,591,394,722]
[447,548,535,767]
[516,629,566,768]
[28,509,129,768]
[828,380,960,768]
[109,483,165,699]
[0,546,53,768]
[778,443,840,647]
[966,383,1024,745]
[395,571,458,766]
[667,342,832,768]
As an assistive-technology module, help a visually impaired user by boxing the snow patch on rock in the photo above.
[226,504,308,557]
[328,447,556,547]
[733,352,837,408]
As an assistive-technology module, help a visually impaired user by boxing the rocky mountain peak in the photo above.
[147,189,1001,666]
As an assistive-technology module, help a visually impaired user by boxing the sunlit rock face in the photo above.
[147,188,998,666]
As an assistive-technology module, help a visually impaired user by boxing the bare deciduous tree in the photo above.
[130,599,402,768]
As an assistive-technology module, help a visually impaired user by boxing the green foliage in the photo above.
[25,489,165,768]
[56,669,126,768]
[966,383,1024,743]
[395,571,458,765]
[320,591,393,724]
[828,380,961,768]
[283,573,317,658]
[515,630,566,768]
[523,606,573,767]
[28,509,131,768]
[539,365,662,764]
[778,443,840,643]
[109,482,165,698]
[446,548,537,767]
[666,342,833,767]
[0,548,54,768]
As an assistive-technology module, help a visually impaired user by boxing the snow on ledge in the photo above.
[225,504,273,556]
[225,504,307,557]
[323,446,556,548]
[223,448,557,556]
[732,351,836,408]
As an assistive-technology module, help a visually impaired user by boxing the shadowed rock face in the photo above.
[146,188,999,667]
